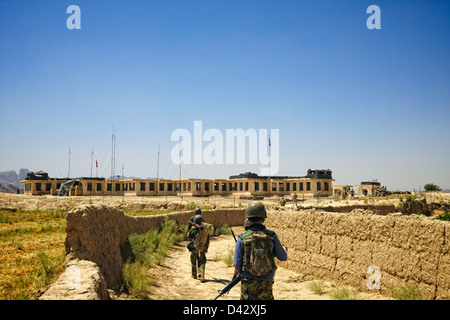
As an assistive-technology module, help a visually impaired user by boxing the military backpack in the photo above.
[240,229,276,276]
[194,222,211,251]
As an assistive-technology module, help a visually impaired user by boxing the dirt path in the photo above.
[147,233,391,300]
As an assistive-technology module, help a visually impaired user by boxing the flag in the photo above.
[96,160,98,168]
[269,137,271,147]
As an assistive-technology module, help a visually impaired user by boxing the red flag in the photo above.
[96,160,98,168]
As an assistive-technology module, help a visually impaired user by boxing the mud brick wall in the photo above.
[265,209,450,300]
[62,204,245,292]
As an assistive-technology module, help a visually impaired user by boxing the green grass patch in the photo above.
[388,284,422,300]
[0,209,67,300]
[308,280,325,295]
[120,217,188,299]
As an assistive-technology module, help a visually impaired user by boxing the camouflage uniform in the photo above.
[241,277,274,300]
[188,216,210,281]
[234,202,288,300]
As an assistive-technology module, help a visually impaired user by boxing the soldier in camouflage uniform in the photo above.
[188,214,210,282]
[233,202,287,300]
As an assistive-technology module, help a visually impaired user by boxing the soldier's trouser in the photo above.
[190,249,207,277]
[240,277,274,300]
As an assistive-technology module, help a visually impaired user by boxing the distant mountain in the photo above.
[0,168,30,191]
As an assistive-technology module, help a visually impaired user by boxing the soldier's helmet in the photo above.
[195,208,202,215]
[193,214,204,224]
[245,201,267,220]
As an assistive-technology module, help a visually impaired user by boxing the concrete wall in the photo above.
[265,209,450,300]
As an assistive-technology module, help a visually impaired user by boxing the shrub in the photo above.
[308,280,325,295]
[436,211,450,221]
[329,286,356,300]
[424,183,441,192]
[121,217,187,298]
[185,201,197,210]
[389,284,422,300]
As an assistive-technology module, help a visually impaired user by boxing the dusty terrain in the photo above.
[147,229,391,300]
[2,191,448,300]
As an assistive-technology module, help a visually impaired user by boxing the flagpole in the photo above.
[268,135,271,179]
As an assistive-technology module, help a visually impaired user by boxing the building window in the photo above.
[239,182,243,191]
[245,182,249,191]
[293,183,297,191]
[196,182,201,191]
[46,183,51,191]
[205,182,209,191]
[36,183,41,191]
[149,182,155,191]
[324,182,329,191]
[159,183,164,191]
[107,183,112,191]
[300,182,303,191]
[115,184,120,191]
[87,183,92,191]
[306,182,311,191]
[97,183,102,191]
[168,183,173,191]
[272,183,276,192]
[286,183,290,191]
[254,182,259,191]
[140,183,146,191]
[214,183,219,191]
[222,183,227,191]
[263,182,268,191]
[317,182,321,191]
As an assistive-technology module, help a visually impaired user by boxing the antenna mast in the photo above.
[68,144,71,178]
[156,143,160,195]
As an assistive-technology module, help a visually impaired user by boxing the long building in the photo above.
[21,169,334,198]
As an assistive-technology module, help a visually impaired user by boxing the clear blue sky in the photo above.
[0,0,449,190]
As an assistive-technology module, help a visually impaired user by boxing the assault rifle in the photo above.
[214,274,241,300]
[214,226,241,300]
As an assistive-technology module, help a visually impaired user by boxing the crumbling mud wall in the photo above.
[265,209,450,300]
[40,204,245,300]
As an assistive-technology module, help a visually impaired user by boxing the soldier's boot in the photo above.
[199,274,205,282]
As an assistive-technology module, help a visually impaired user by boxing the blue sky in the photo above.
[0,0,449,190]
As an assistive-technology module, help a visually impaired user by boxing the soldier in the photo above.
[188,207,202,229]
[292,193,298,208]
[279,197,286,208]
[188,214,211,282]
[233,202,287,300]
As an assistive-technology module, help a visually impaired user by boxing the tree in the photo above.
[424,183,441,192]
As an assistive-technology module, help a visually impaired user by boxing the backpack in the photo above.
[194,222,211,251]
[241,229,276,276]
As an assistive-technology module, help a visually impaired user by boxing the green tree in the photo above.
[424,183,441,192]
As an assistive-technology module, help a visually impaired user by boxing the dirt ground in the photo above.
[147,229,392,300]
[3,191,448,300]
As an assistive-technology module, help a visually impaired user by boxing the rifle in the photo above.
[214,226,240,300]
[230,226,237,242]
[214,274,241,300]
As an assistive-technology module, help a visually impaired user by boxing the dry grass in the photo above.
[0,209,67,300]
